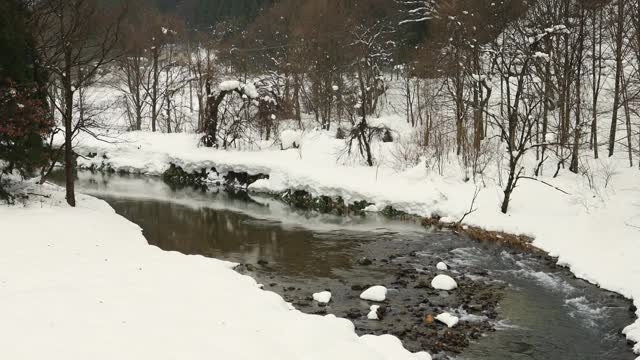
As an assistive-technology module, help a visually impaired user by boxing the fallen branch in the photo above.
[456,186,481,226]
[520,176,571,195]
[26,192,52,199]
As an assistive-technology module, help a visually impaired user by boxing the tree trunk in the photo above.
[473,80,482,152]
[455,67,465,155]
[609,0,625,157]
[540,42,550,172]
[294,73,302,128]
[63,48,75,207]
[590,8,602,159]
[570,8,585,174]
[357,65,374,167]
[501,160,517,214]
[621,75,634,167]
[151,47,159,132]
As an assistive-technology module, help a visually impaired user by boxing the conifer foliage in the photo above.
[0,0,52,201]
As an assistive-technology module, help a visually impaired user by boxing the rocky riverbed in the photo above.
[236,235,506,355]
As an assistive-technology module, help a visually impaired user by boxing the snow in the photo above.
[219,80,241,92]
[431,275,458,291]
[360,286,388,302]
[364,205,379,212]
[280,129,303,149]
[52,93,640,354]
[242,83,259,99]
[313,291,332,304]
[218,80,259,99]
[0,182,431,360]
[436,262,448,271]
[61,124,640,354]
[368,305,381,320]
[533,52,550,63]
[435,313,459,328]
[360,335,431,360]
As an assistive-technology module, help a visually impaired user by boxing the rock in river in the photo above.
[431,274,458,291]
[367,305,381,320]
[360,285,388,302]
[436,312,460,328]
[312,291,332,304]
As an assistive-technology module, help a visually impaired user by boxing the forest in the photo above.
[2,0,639,213]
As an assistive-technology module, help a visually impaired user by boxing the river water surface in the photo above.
[53,171,636,359]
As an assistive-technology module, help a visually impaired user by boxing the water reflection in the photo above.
[107,197,357,277]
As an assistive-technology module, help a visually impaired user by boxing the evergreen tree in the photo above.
[0,0,52,201]
[0,0,38,84]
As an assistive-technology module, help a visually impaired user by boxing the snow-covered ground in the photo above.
[0,181,431,360]
[66,124,640,356]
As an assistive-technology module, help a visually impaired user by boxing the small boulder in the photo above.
[312,291,332,304]
[360,285,388,302]
[436,262,448,271]
[431,274,458,291]
[367,305,381,320]
[435,312,459,328]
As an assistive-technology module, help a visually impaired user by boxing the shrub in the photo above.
[0,79,52,199]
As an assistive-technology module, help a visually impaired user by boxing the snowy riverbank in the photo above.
[69,128,640,356]
[0,180,431,360]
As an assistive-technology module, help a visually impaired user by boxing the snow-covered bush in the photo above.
[389,131,424,171]
[280,129,303,150]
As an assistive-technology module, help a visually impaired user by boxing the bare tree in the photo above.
[488,21,566,213]
[32,0,125,206]
[570,4,587,174]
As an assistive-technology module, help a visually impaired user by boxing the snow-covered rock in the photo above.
[431,275,458,291]
[367,305,381,320]
[435,313,459,328]
[436,262,448,271]
[360,286,388,302]
[313,291,332,304]
[364,205,379,212]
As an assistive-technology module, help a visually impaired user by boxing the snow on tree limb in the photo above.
[397,0,437,25]
[218,80,259,99]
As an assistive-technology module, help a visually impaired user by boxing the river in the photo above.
[52,171,636,359]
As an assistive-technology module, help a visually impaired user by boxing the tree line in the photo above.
[1,0,639,215]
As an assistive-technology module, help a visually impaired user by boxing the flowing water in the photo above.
[52,171,636,360]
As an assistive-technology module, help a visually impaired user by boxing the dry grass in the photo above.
[421,217,540,253]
